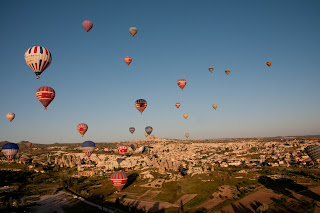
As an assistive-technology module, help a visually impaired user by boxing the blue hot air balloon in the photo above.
[305,145,320,162]
[81,141,95,158]
[145,126,153,135]
[2,143,19,161]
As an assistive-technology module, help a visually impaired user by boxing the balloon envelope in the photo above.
[266,61,272,67]
[135,99,147,114]
[2,143,19,161]
[145,126,153,135]
[208,66,214,73]
[144,133,148,138]
[82,141,95,158]
[124,56,132,66]
[175,103,181,109]
[225,69,230,75]
[27,142,32,148]
[82,20,93,32]
[77,123,88,137]
[185,133,189,138]
[129,127,135,134]
[6,113,15,122]
[212,104,218,110]
[36,86,55,110]
[111,171,128,192]
[129,27,138,37]
[24,46,52,79]
[305,145,320,162]
[118,146,128,156]
[183,113,188,119]
[177,79,187,90]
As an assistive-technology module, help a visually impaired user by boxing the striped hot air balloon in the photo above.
[77,123,88,137]
[145,126,153,135]
[305,145,320,162]
[129,127,135,134]
[177,79,187,90]
[225,69,230,76]
[36,86,55,110]
[135,99,147,114]
[82,20,93,32]
[6,113,15,122]
[124,56,132,66]
[81,141,95,158]
[24,46,52,79]
[129,27,138,37]
[175,103,181,109]
[208,66,214,73]
[118,146,128,156]
[111,171,128,192]
[2,143,19,161]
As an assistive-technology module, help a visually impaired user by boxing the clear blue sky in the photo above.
[1,0,320,144]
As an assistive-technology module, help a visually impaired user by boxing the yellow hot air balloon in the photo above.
[183,113,188,119]
[212,104,218,110]
[185,133,189,139]
[208,66,214,73]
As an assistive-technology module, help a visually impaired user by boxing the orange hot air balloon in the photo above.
[135,99,147,114]
[175,103,181,109]
[183,113,188,119]
[208,66,214,73]
[36,86,55,110]
[177,79,187,90]
[6,113,15,122]
[212,104,218,110]
[225,69,230,76]
[77,123,88,137]
[124,56,132,66]
[266,61,272,67]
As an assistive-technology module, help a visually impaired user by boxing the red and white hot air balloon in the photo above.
[77,123,88,137]
[118,146,128,156]
[24,46,52,79]
[6,113,15,122]
[175,103,181,109]
[82,20,93,32]
[36,86,55,110]
[135,99,147,114]
[177,79,187,90]
[124,56,132,66]
[111,171,128,192]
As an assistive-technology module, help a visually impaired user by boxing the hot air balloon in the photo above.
[2,143,19,161]
[77,123,88,137]
[137,146,145,153]
[111,171,128,192]
[208,66,214,73]
[24,46,52,79]
[305,145,320,162]
[130,144,136,151]
[6,113,15,122]
[36,86,55,110]
[185,133,189,139]
[129,127,135,134]
[118,146,128,156]
[81,141,95,158]
[212,104,218,110]
[175,103,181,109]
[145,126,153,135]
[183,113,188,119]
[225,69,230,76]
[27,142,32,148]
[82,20,93,32]
[177,79,187,90]
[144,133,148,138]
[135,99,147,114]
[266,61,272,67]
[124,56,132,66]
[129,27,138,37]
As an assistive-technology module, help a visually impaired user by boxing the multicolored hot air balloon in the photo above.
[145,126,153,135]
[24,46,52,79]
[208,66,214,73]
[124,56,132,66]
[27,142,32,148]
[175,103,181,109]
[36,86,55,110]
[177,79,187,90]
[118,146,128,156]
[144,133,148,138]
[225,69,230,76]
[111,171,128,192]
[81,141,95,158]
[129,127,135,134]
[185,133,189,139]
[135,99,147,114]
[2,143,19,162]
[266,61,272,67]
[77,123,88,137]
[6,113,15,122]
[129,27,138,37]
[82,20,93,32]
[137,146,145,153]
[305,145,320,162]
[183,113,188,119]
[212,104,218,110]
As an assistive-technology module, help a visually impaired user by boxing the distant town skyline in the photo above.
[1,0,320,144]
